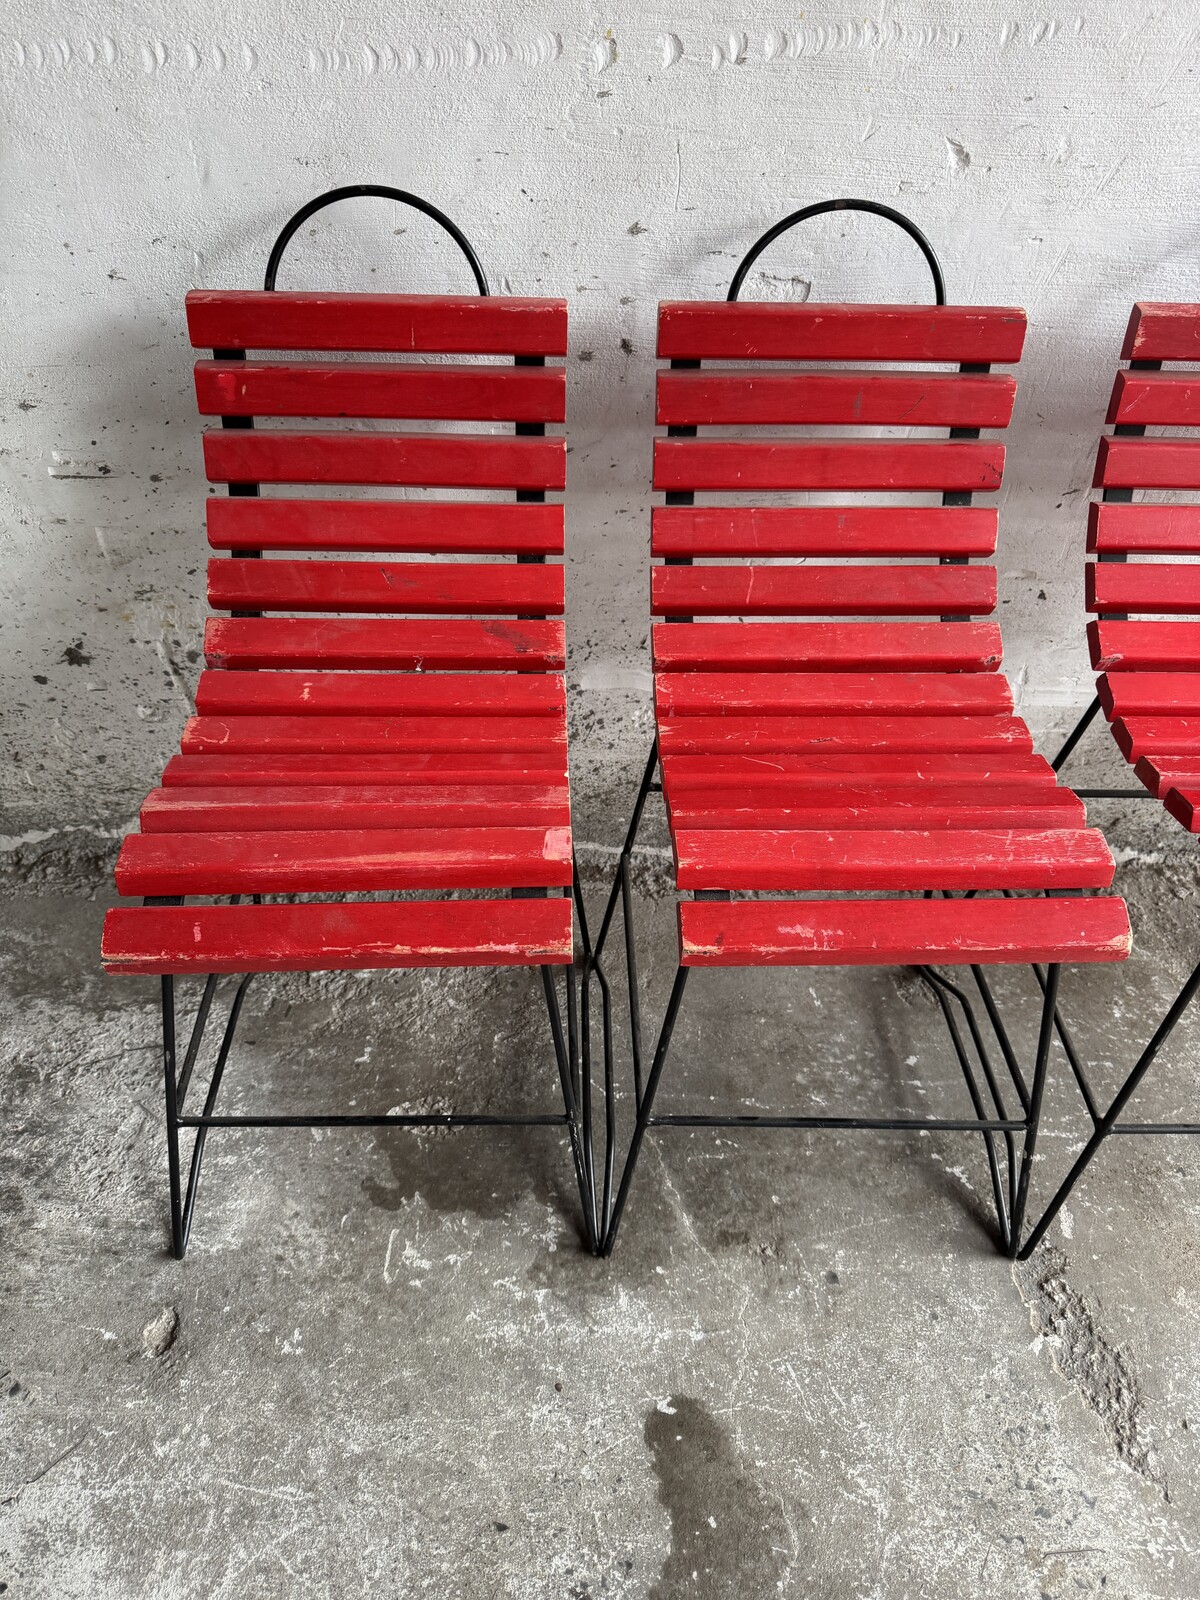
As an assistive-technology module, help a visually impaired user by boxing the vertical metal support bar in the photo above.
[603,964,691,1255]
[161,974,184,1260]
[1009,962,1060,1254]
[620,852,644,1106]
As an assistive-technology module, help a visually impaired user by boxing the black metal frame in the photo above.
[1014,356,1200,1258]
[587,199,1098,1258]
[149,187,600,1257]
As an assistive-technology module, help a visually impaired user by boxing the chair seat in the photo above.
[102,897,573,975]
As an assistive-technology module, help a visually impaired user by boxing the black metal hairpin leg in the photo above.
[1018,955,1200,1258]
[157,942,597,1260]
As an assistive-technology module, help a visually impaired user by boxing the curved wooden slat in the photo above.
[195,360,565,422]
[657,302,1027,363]
[207,499,564,555]
[102,898,574,975]
[186,291,569,356]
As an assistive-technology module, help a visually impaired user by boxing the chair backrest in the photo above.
[1087,302,1200,672]
[185,290,569,642]
[651,300,1027,638]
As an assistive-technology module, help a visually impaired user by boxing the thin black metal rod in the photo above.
[602,965,691,1256]
[969,966,1031,1111]
[1029,960,1100,1126]
[180,1113,572,1129]
[1052,694,1101,774]
[649,1114,1028,1132]
[540,964,596,1251]
[620,853,645,1107]
[593,741,659,966]
[920,971,1010,1245]
[1074,789,1152,801]
[1113,1123,1200,1135]
[175,972,219,1114]
[178,973,253,1252]
[1019,956,1200,1258]
[263,184,488,294]
[1010,964,1061,1255]
[727,198,945,304]
[161,976,184,1259]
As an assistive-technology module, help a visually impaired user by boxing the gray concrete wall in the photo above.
[3,2,1199,833]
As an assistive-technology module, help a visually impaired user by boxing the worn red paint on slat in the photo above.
[203,430,566,490]
[657,302,1027,363]
[103,898,573,975]
[1094,437,1200,490]
[674,826,1114,892]
[1107,370,1200,427]
[208,559,564,616]
[655,368,1017,427]
[115,824,574,896]
[669,797,1085,832]
[204,617,566,672]
[1099,672,1200,718]
[653,564,997,618]
[195,360,565,422]
[651,620,1003,674]
[654,438,1004,493]
[1087,564,1200,617]
[652,506,998,558]
[162,752,567,786]
[194,669,564,719]
[1089,621,1200,672]
[656,670,1012,718]
[1162,786,1200,833]
[180,714,567,756]
[207,498,564,554]
[1087,503,1200,555]
[661,752,1057,789]
[679,895,1131,968]
[185,291,569,356]
[656,713,1034,756]
[1111,716,1200,762]
[140,784,570,834]
[1133,756,1200,798]
[1121,303,1200,363]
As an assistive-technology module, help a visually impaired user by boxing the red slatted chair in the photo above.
[1021,302,1200,1257]
[100,187,596,1257]
[591,200,1131,1258]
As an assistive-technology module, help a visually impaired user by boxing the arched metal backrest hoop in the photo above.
[726,198,946,305]
[263,184,489,294]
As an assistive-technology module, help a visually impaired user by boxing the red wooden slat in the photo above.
[679,895,1131,968]
[656,369,1016,427]
[1087,504,1200,555]
[656,670,1012,718]
[185,291,569,356]
[205,617,565,672]
[1121,303,1200,363]
[656,713,1034,756]
[103,897,574,975]
[669,795,1085,832]
[208,559,564,616]
[1099,672,1200,718]
[1107,370,1200,427]
[1133,756,1200,798]
[194,669,564,719]
[652,506,997,558]
[668,778,1071,811]
[1111,716,1200,762]
[654,438,1004,493]
[140,784,569,834]
[657,302,1027,363]
[653,564,996,618]
[1094,437,1200,490]
[195,360,565,421]
[652,621,1003,674]
[674,827,1114,892]
[115,825,573,896]
[661,752,1057,789]
[203,430,566,490]
[1087,565,1200,617]
[180,715,566,756]
[1163,786,1200,833]
[162,752,566,786]
[1089,621,1200,672]
[207,498,564,554]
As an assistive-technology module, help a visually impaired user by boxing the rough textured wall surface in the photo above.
[2,3,1199,833]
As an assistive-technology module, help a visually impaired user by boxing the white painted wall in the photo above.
[3,2,1199,828]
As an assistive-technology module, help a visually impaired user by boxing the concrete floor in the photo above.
[3,832,1200,1598]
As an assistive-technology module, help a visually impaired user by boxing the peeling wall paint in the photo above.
[2,1,1200,825]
